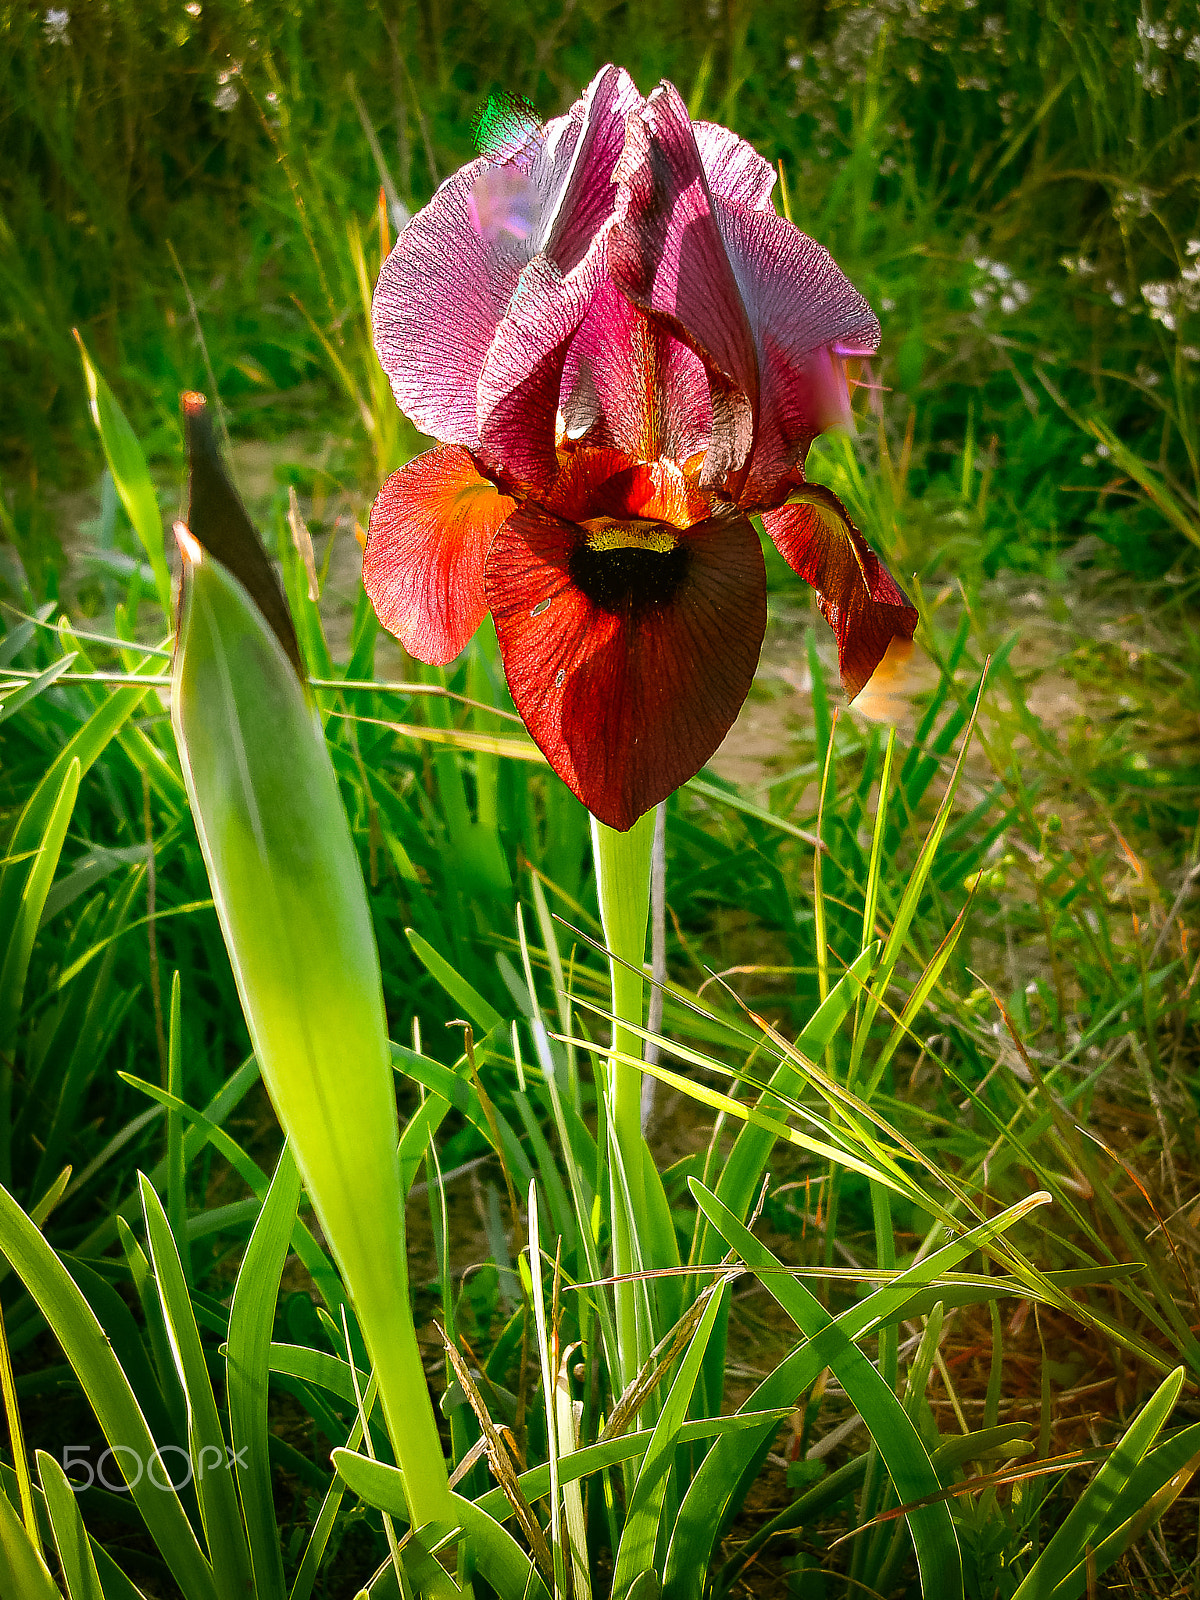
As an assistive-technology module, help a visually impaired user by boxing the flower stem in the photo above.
[591,808,655,1390]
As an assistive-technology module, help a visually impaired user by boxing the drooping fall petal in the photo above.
[762,484,917,699]
[486,507,766,830]
[560,274,712,465]
[609,82,759,487]
[718,204,881,505]
[363,445,515,664]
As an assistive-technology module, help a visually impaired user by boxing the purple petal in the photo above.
[373,158,525,449]
[537,65,644,274]
[476,250,603,491]
[560,273,712,465]
[373,67,640,450]
[609,82,759,486]
[693,120,776,211]
[717,201,881,506]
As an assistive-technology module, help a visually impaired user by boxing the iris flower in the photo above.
[364,66,917,830]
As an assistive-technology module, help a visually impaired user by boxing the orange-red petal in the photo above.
[363,445,515,664]
[762,484,917,699]
[486,506,766,830]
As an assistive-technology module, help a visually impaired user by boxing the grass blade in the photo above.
[226,1146,302,1600]
[139,1175,254,1600]
[36,1451,105,1600]
[0,1180,218,1600]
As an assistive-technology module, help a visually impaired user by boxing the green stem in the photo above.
[591,809,655,1390]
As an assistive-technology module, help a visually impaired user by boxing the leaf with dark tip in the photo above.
[181,393,305,680]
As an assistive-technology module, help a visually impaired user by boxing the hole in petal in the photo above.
[531,597,552,617]
[555,668,566,687]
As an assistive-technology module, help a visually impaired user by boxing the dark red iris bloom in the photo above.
[363,67,917,830]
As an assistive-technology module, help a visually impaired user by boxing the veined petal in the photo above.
[544,446,712,528]
[477,250,602,491]
[372,68,640,450]
[363,446,515,665]
[717,201,881,506]
[538,65,644,273]
[486,507,766,830]
[762,485,917,699]
[374,159,525,449]
[609,81,758,487]
[560,274,712,464]
[693,120,776,211]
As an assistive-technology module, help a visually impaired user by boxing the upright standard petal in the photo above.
[537,65,644,274]
[476,251,602,492]
[373,160,525,449]
[763,485,917,699]
[363,445,515,665]
[693,121,776,211]
[560,274,712,466]
[717,202,881,506]
[486,507,766,830]
[609,82,759,487]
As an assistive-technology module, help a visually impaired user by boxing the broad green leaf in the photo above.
[36,1452,104,1600]
[0,1180,217,1600]
[268,1342,371,1406]
[74,333,172,614]
[171,538,454,1538]
[139,1176,253,1600]
[226,1147,302,1600]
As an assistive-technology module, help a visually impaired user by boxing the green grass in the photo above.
[2,1,1200,1595]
